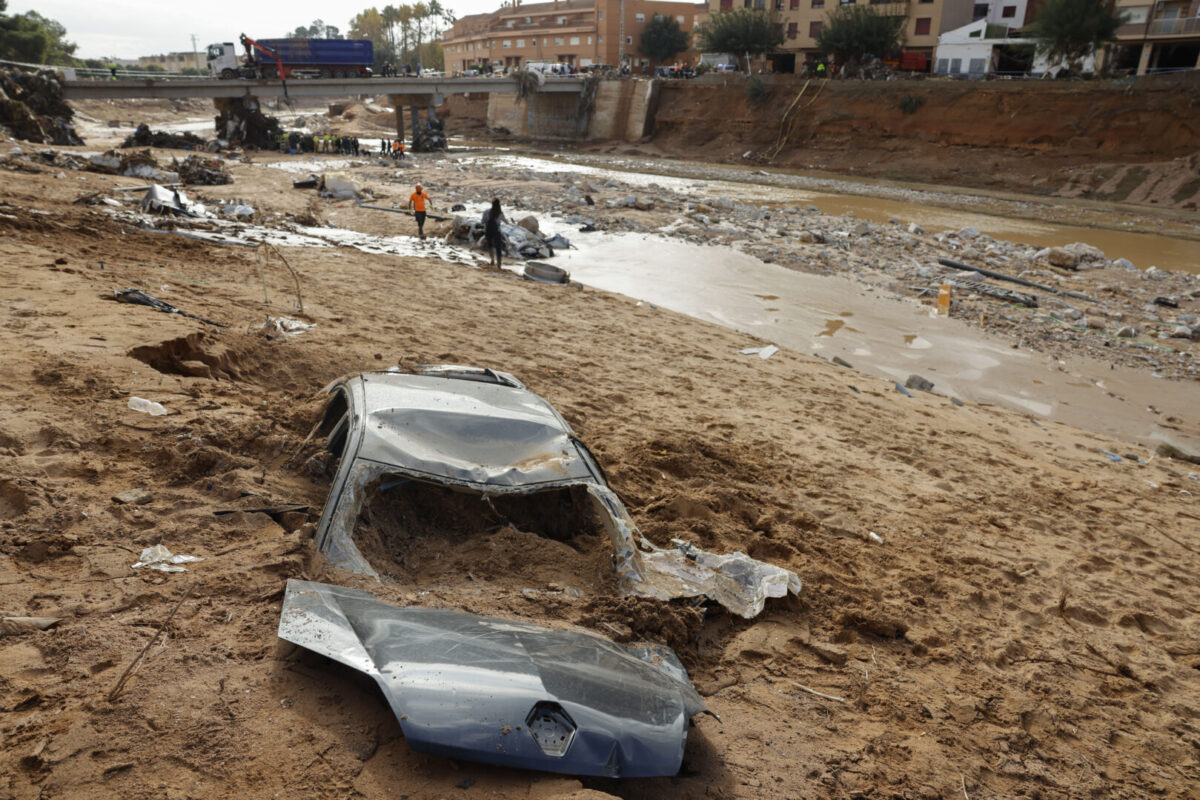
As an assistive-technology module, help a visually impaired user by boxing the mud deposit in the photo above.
[0,134,1198,800]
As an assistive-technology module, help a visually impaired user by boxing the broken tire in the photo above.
[524,262,569,284]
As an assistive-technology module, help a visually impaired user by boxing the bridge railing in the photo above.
[0,58,209,81]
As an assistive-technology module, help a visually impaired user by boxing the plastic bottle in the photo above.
[128,397,168,416]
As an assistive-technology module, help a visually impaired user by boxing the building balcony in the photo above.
[1147,16,1200,35]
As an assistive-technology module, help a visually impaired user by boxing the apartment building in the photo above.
[442,0,708,73]
[1108,0,1200,73]
[707,0,950,72]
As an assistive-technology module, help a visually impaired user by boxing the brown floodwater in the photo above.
[471,153,1200,274]
[552,232,1200,452]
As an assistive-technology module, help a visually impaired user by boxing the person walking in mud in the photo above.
[408,184,432,239]
[483,198,507,269]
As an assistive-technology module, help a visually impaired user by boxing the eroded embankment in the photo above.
[649,74,1200,208]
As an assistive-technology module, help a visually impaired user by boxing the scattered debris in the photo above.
[121,124,206,150]
[1157,441,1200,466]
[175,154,232,185]
[132,544,203,572]
[216,96,281,149]
[832,355,854,368]
[291,174,319,190]
[112,488,154,504]
[259,317,315,337]
[126,397,167,416]
[0,616,61,635]
[140,184,207,217]
[88,149,178,182]
[739,344,779,359]
[319,172,362,199]
[113,288,228,328]
[894,381,914,397]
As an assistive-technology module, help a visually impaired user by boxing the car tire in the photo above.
[221,68,236,80]
[523,262,570,284]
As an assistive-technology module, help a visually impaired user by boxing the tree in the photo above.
[639,14,689,65]
[287,19,343,39]
[696,10,783,73]
[815,6,904,67]
[0,8,76,65]
[350,7,392,72]
[1026,0,1122,71]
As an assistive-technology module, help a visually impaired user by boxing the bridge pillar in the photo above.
[388,93,447,152]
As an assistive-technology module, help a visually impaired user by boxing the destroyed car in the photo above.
[284,366,801,777]
[311,366,801,618]
[278,579,711,777]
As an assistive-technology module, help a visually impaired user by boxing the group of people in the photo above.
[274,133,361,154]
[403,183,508,269]
[379,62,415,77]
[381,139,407,159]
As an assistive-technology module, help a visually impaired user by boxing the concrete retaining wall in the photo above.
[485,78,659,142]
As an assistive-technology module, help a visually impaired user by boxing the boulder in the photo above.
[517,215,539,234]
[1035,246,1079,269]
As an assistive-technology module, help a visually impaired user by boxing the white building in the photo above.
[933,18,1095,77]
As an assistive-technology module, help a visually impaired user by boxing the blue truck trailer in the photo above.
[207,35,374,79]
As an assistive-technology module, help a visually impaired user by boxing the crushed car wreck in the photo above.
[311,366,802,618]
[279,365,802,777]
[278,579,711,777]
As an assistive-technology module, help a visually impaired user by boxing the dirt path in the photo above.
[0,145,1198,800]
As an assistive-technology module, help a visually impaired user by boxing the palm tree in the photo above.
[396,4,414,67]
[381,5,400,64]
[411,2,430,71]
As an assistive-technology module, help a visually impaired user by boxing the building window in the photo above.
[555,36,564,45]
[626,35,633,44]
[598,11,603,18]
[506,20,514,27]
[558,15,567,24]
[503,39,511,48]
[1001,4,1016,16]
[839,0,854,5]
[972,3,988,19]
[635,13,645,21]
[721,0,732,7]
[598,35,603,42]
[914,17,931,34]
[677,15,685,23]
[809,20,823,36]
[525,16,531,22]
[790,0,799,8]
[787,21,798,38]
[587,35,592,43]
[570,36,580,44]
[812,0,824,7]
[516,38,524,47]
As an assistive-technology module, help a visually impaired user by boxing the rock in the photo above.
[1179,314,1198,326]
[632,197,655,211]
[450,203,466,212]
[1153,296,1179,308]
[517,215,539,234]
[1113,257,1135,270]
[1170,325,1197,339]
[797,230,825,244]
[809,641,848,665]
[1063,241,1106,263]
[1035,246,1079,269]
[1143,266,1166,280]
[712,197,734,210]
[1062,307,1083,321]
[1086,317,1107,330]
[905,374,935,392]
[1116,326,1137,338]
[957,226,980,239]
[853,220,871,236]
[113,488,153,505]
[1157,441,1200,465]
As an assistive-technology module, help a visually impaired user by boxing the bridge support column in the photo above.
[388,93,447,152]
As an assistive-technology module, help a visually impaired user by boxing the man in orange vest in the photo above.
[408,184,432,239]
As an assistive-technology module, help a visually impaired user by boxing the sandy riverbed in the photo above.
[1,134,1198,800]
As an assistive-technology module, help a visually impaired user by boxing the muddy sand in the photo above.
[1,139,1199,800]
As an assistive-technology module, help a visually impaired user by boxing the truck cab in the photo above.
[206,43,240,79]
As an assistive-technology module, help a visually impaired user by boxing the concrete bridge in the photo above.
[60,76,586,101]
[61,75,588,149]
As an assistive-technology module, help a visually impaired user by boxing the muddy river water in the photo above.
[462,152,1200,275]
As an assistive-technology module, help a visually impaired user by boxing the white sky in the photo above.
[12,0,701,59]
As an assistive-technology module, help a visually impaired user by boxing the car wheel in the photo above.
[221,68,236,80]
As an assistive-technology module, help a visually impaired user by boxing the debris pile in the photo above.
[450,213,569,260]
[87,149,178,182]
[175,154,232,185]
[411,115,447,152]
[0,69,83,146]
[121,123,206,150]
[215,97,281,149]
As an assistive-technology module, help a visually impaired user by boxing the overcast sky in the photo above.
[12,0,700,59]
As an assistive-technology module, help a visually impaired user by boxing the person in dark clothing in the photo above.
[483,197,507,269]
